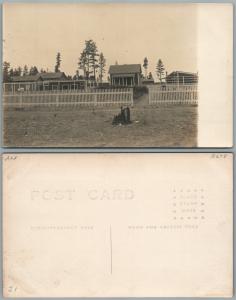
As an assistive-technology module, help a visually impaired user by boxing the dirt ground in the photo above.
[3,105,198,147]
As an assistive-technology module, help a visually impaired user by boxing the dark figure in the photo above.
[112,114,119,125]
[124,107,128,123]
[120,106,126,124]
[112,113,122,125]
[112,106,131,125]
[126,106,131,123]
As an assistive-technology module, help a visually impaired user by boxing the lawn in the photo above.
[3,105,198,147]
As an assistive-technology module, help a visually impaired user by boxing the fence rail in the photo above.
[148,84,198,105]
[3,88,133,107]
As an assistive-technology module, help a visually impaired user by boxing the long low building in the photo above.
[165,71,198,84]
[5,72,80,92]
[11,72,67,83]
[109,64,142,86]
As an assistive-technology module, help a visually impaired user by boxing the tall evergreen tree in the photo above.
[143,57,148,78]
[98,52,106,82]
[78,40,99,80]
[55,52,61,72]
[78,50,88,78]
[89,40,99,79]
[156,59,165,83]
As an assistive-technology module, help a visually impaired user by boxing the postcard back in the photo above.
[3,153,233,297]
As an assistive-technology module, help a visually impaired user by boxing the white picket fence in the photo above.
[3,88,133,107]
[148,84,198,105]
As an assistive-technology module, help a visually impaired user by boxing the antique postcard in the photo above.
[3,153,233,297]
[2,3,233,147]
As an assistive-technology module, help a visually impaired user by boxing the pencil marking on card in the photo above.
[3,155,17,161]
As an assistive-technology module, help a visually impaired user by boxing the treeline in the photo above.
[3,63,43,82]
[3,39,167,84]
[78,39,106,82]
[3,39,106,83]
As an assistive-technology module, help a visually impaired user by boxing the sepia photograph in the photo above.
[2,3,232,147]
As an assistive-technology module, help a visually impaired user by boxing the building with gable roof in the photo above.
[108,64,142,86]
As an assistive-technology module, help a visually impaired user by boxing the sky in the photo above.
[3,3,198,80]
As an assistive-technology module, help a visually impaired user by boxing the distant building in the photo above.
[39,72,67,81]
[109,64,142,86]
[11,72,67,83]
[11,74,43,83]
[165,71,198,84]
[7,72,69,92]
[141,78,155,85]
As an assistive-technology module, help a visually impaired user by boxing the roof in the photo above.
[11,74,41,82]
[109,64,141,74]
[39,72,67,80]
[167,71,198,77]
[142,78,155,82]
[11,72,67,83]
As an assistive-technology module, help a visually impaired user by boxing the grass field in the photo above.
[4,105,198,147]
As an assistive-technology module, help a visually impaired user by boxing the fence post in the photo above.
[131,88,134,106]
[56,93,59,107]
[20,91,23,108]
[94,93,97,106]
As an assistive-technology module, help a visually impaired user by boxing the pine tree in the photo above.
[98,52,106,82]
[89,40,99,79]
[13,66,22,76]
[78,50,87,78]
[156,59,165,83]
[78,40,99,81]
[23,65,28,76]
[143,57,148,78]
[148,72,153,80]
[3,61,10,82]
[55,52,61,72]
[9,68,14,78]
[29,66,39,75]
